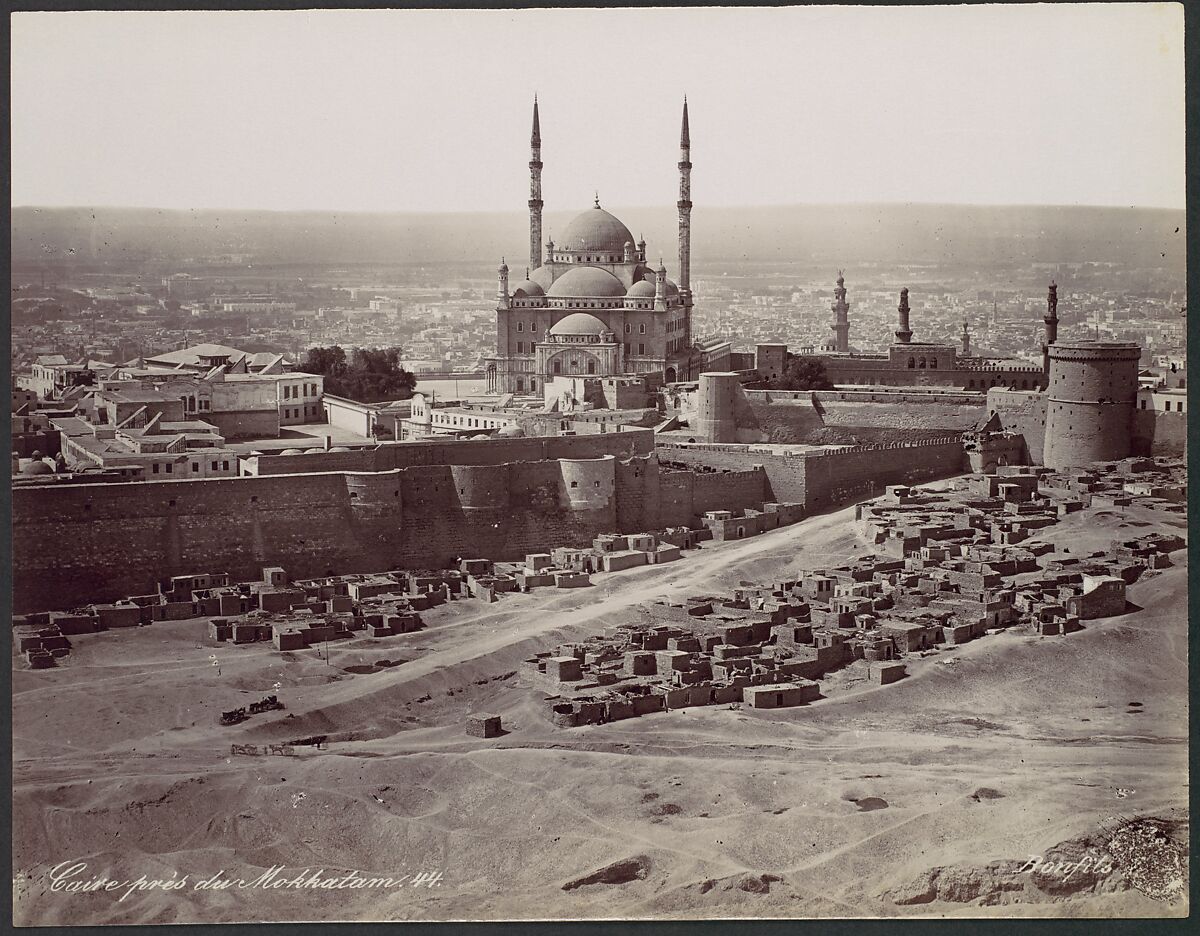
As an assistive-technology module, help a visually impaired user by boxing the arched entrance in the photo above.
[664,366,677,383]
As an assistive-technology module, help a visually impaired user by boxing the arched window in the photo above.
[552,360,561,374]
[918,357,926,369]
[907,357,916,369]
[587,362,596,375]
[929,358,937,369]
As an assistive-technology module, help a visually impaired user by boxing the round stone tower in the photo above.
[695,372,742,443]
[1042,340,1141,469]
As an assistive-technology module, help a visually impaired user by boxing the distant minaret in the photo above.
[961,319,971,356]
[677,97,693,354]
[1042,280,1059,382]
[895,288,913,343]
[831,270,850,352]
[528,96,544,272]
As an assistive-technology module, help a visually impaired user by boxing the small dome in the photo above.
[328,446,350,452]
[471,433,490,440]
[560,205,635,254]
[511,280,544,298]
[664,279,680,296]
[627,279,656,298]
[21,460,53,476]
[549,312,611,337]
[496,424,525,438]
[547,266,626,298]
[279,448,303,456]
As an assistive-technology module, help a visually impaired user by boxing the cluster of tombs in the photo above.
[855,458,1184,631]
[12,565,444,666]
[533,459,1185,728]
[528,602,908,728]
[14,505,809,668]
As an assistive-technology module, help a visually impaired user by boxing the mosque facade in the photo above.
[486,99,696,394]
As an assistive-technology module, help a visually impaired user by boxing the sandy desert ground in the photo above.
[11,484,1189,924]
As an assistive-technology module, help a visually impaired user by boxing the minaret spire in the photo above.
[895,288,913,344]
[1041,280,1059,385]
[528,96,544,271]
[677,96,693,369]
[831,270,850,353]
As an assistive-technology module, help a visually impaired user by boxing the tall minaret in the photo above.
[497,258,510,310]
[677,97,693,349]
[895,288,913,343]
[961,319,971,357]
[831,270,850,352]
[528,96,544,272]
[1042,280,1059,383]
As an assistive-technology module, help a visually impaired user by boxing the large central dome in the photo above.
[559,204,635,253]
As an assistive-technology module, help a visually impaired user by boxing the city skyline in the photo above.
[11,5,1187,213]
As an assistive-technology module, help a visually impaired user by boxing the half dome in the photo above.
[560,206,635,254]
[627,278,657,298]
[546,266,627,298]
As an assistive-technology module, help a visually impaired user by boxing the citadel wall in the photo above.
[13,446,767,613]
[986,389,1048,464]
[689,378,986,446]
[1133,409,1187,458]
[246,427,655,476]
[656,437,965,512]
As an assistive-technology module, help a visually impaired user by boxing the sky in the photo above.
[10,4,1187,213]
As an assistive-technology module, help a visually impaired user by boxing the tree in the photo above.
[301,345,416,404]
[767,354,835,391]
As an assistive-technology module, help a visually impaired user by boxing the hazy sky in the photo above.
[11,5,1186,212]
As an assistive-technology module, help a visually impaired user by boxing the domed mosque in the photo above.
[486,97,700,394]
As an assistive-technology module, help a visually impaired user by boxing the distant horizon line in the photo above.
[11,201,1187,215]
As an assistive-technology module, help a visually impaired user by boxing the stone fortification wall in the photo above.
[13,446,768,613]
[247,427,654,476]
[690,378,985,446]
[986,389,1048,464]
[656,437,965,513]
[1133,410,1187,458]
[799,439,966,511]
